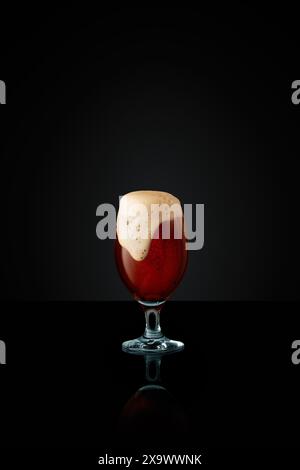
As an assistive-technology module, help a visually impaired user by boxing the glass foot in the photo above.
[122,336,184,355]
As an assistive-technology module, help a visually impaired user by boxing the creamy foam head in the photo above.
[117,190,183,261]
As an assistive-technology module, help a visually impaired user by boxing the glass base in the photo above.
[122,335,184,355]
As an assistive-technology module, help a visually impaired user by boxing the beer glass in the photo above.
[115,191,188,354]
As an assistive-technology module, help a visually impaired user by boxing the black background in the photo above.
[0,7,300,466]
[0,7,300,300]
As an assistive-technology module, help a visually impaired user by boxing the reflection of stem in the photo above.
[145,355,162,383]
[144,308,163,339]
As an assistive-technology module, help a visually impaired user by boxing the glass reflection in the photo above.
[117,353,189,447]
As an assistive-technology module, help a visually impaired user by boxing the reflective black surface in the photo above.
[1,301,299,453]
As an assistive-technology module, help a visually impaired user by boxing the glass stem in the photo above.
[145,355,161,382]
[143,308,163,339]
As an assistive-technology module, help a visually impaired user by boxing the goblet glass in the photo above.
[115,190,188,354]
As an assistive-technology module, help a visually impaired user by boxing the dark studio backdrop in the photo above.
[1,7,300,301]
[0,7,300,465]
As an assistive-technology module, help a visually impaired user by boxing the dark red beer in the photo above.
[115,219,188,302]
